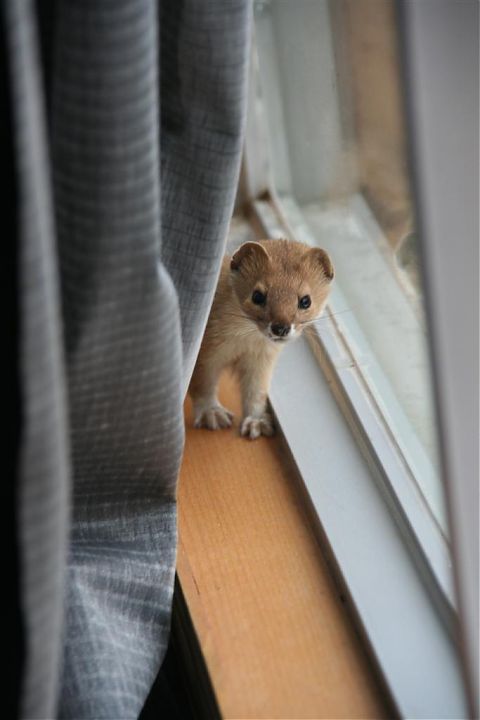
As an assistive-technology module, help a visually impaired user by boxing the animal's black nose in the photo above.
[271,323,290,337]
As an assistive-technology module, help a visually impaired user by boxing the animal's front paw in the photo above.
[240,412,275,440]
[193,403,234,430]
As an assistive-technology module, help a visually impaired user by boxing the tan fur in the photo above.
[189,239,334,439]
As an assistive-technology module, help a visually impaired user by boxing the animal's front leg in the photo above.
[189,356,233,431]
[237,354,276,440]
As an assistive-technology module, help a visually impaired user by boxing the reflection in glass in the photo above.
[254,0,447,533]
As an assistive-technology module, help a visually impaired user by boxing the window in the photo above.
[238,0,478,716]
[252,0,448,545]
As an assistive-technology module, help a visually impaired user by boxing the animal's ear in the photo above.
[306,247,335,282]
[230,241,270,271]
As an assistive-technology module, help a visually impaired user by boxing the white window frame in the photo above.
[240,1,478,717]
[401,2,479,715]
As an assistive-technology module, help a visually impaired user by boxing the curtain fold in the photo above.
[8,1,251,717]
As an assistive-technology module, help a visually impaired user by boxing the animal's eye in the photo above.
[252,290,267,306]
[299,295,311,309]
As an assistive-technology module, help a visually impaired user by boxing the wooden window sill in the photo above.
[177,373,393,719]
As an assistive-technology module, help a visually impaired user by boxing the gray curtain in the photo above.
[6,0,251,717]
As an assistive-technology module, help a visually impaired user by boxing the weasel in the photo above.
[189,239,334,439]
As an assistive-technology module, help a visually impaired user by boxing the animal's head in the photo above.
[230,239,334,343]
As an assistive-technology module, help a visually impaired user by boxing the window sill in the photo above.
[177,373,391,719]
[269,335,466,719]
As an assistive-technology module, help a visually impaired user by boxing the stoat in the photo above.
[189,239,334,439]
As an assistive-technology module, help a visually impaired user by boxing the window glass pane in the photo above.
[253,0,448,534]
